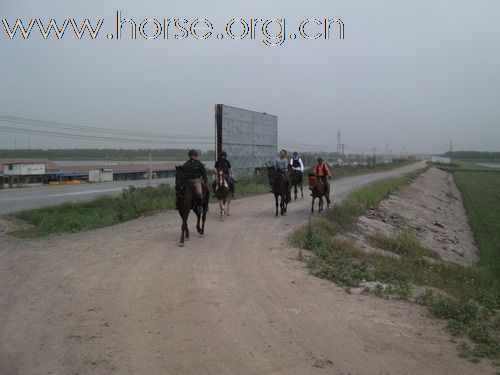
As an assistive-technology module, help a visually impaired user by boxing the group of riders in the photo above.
[176,148,332,211]
[274,149,332,205]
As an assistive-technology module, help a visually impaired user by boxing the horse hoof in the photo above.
[179,242,185,247]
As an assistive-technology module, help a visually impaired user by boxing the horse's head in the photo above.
[217,169,225,186]
[308,173,317,188]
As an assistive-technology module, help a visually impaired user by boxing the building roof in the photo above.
[58,163,177,176]
[0,159,61,172]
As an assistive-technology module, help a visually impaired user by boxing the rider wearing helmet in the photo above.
[289,151,304,182]
[182,149,208,206]
[213,151,235,195]
[314,157,332,204]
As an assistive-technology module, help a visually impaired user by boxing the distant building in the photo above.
[88,168,113,183]
[431,156,451,164]
[0,159,178,189]
[0,159,62,188]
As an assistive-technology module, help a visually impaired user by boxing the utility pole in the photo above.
[337,130,341,156]
[149,152,153,186]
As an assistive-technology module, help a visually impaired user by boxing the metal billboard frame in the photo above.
[215,104,278,178]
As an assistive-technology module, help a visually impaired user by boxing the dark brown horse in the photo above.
[268,166,291,216]
[213,169,231,221]
[288,165,304,200]
[308,174,330,213]
[175,166,209,246]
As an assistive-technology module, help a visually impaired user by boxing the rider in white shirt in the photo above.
[290,151,304,184]
[289,152,304,173]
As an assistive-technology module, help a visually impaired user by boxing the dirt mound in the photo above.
[0,217,31,234]
[349,167,479,266]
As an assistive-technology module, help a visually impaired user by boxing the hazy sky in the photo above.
[1,0,499,154]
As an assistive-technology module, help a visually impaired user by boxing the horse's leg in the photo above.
[226,196,230,216]
[195,207,202,234]
[201,204,207,234]
[294,184,297,200]
[281,195,287,216]
[311,196,315,213]
[319,196,323,213]
[219,199,224,221]
[300,183,304,199]
[275,194,279,216]
[180,216,186,246]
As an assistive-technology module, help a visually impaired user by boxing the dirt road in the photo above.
[0,162,492,375]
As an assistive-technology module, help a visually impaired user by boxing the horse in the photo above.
[308,174,330,213]
[288,164,304,200]
[267,166,291,216]
[213,169,231,221]
[175,166,209,246]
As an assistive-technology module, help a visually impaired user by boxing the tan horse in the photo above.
[213,169,231,221]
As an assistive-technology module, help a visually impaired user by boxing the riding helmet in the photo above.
[317,157,323,163]
[188,149,199,157]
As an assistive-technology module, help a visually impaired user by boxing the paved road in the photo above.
[0,178,174,215]
[0,161,491,375]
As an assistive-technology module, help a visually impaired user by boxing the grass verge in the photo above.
[11,184,175,237]
[452,171,500,285]
[291,168,500,361]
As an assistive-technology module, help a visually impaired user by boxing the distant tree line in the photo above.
[0,149,216,161]
[444,151,500,160]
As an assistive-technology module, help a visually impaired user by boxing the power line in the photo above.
[0,114,213,140]
[0,125,213,145]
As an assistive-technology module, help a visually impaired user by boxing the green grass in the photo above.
[291,168,500,361]
[330,158,416,179]
[233,170,270,198]
[369,230,441,259]
[11,184,176,237]
[453,171,500,285]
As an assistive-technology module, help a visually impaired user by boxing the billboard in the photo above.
[215,104,278,178]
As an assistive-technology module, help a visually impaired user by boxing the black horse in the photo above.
[288,164,304,200]
[175,166,209,246]
[267,166,291,216]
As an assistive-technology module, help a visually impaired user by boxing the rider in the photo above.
[289,151,304,182]
[313,157,332,204]
[213,151,235,195]
[182,149,208,211]
[274,149,291,194]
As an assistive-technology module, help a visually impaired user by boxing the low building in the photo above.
[0,159,62,188]
[431,156,451,164]
[88,168,113,183]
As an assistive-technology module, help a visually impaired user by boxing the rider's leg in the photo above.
[192,178,203,211]
[226,175,235,194]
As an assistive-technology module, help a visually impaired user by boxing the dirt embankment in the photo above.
[348,167,479,266]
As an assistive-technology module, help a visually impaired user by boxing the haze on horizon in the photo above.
[1,0,499,155]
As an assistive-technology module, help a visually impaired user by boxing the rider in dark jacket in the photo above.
[213,151,235,195]
[181,150,208,210]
